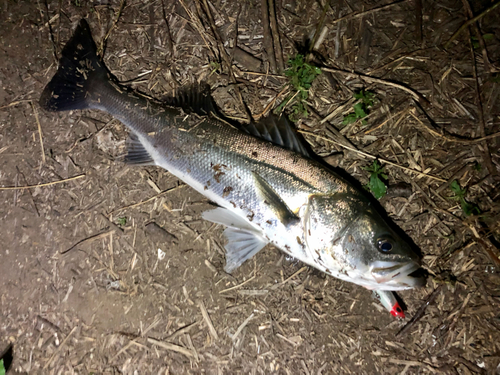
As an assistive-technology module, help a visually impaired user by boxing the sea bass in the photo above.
[40,19,425,291]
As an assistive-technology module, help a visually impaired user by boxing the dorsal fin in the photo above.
[162,83,218,116]
[242,114,311,157]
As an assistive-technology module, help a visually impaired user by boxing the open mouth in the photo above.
[371,261,426,289]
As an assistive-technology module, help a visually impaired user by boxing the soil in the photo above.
[1,0,500,374]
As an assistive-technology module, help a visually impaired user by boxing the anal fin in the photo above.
[123,133,155,166]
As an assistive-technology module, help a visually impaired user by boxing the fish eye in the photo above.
[377,238,393,253]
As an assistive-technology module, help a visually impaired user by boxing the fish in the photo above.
[39,19,425,291]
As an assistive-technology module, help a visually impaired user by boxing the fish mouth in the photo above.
[370,261,426,289]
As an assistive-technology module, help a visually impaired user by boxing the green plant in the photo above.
[471,33,494,49]
[342,90,375,125]
[450,180,480,216]
[364,160,387,199]
[0,359,5,375]
[117,217,127,226]
[209,61,221,75]
[276,54,321,120]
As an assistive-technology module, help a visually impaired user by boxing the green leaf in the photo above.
[354,90,375,106]
[450,180,465,197]
[369,173,387,199]
[471,34,494,49]
[343,90,376,125]
[209,61,221,73]
[460,200,480,216]
[275,95,291,114]
[363,160,387,199]
[353,92,363,100]
[449,180,480,216]
[353,103,367,118]
[342,113,357,125]
[0,359,5,375]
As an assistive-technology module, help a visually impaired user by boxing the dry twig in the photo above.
[261,0,277,74]
[198,299,219,341]
[409,110,500,144]
[61,230,115,255]
[43,326,78,369]
[396,285,443,337]
[267,0,284,72]
[232,313,254,342]
[220,274,256,293]
[31,101,45,163]
[100,0,126,54]
[147,337,194,358]
[444,0,500,49]
[323,67,429,107]
[465,23,496,175]
[107,184,185,215]
[0,174,86,191]
[331,0,409,26]
[200,0,252,122]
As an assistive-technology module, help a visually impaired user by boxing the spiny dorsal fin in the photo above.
[242,114,310,157]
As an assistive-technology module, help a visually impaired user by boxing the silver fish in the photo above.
[40,20,425,291]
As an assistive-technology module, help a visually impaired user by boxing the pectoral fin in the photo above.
[252,171,299,226]
[202,207,254,231]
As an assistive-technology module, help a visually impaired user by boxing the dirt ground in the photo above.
[1,0,500,374]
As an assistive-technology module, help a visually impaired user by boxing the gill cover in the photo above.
[303,193,366,264]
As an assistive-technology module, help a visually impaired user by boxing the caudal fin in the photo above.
[39,19,107,112]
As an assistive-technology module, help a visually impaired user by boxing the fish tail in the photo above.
[39,19,107,112]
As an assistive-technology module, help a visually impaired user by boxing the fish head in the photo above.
[303,193,426,291]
